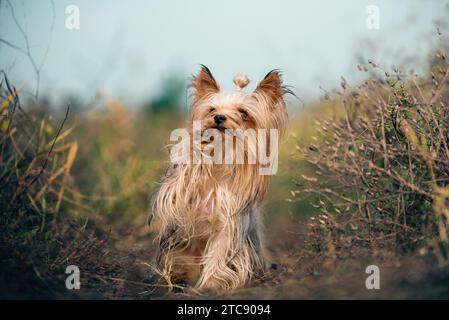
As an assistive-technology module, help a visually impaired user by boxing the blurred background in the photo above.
[0,0,447,106]
[1,0,449,299]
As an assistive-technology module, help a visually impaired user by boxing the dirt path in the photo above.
[78,222,449,300]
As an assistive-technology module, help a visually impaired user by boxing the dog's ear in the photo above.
[192,65,220,102]
[253,70,285,107]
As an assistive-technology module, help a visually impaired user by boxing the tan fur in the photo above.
[151,66,289,291]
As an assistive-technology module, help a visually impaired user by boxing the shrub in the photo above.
[297,49,449,261]
[0,72,121,298]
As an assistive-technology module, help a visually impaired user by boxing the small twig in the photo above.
[0,0,56,100]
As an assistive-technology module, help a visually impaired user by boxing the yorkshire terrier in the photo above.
[150,65,290,291]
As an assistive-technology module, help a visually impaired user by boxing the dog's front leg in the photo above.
[197,226,236,291]
[196,212,256,291]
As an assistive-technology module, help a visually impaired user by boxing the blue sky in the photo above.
[0,0,447,107]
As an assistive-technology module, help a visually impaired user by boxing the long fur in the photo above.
[150,66,289,291]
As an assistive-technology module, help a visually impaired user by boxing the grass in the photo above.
[297,49,449,262]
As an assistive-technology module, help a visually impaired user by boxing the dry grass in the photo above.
[0,72,136,299]
[296,47,449,264]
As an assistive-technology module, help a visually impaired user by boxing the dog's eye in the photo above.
[239,109,249,120]
[208,107,215,114]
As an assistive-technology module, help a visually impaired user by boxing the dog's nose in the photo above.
[214,114,226,124]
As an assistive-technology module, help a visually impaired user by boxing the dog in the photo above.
[150,65,290,291]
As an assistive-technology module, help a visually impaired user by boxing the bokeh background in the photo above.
[1,0,449,299]
[0,0,446,105]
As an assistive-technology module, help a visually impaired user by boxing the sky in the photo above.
[0,0,447,108]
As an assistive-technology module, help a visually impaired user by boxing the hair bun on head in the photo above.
[233,74,250,90]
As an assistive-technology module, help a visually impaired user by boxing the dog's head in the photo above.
[189,65,290,135]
